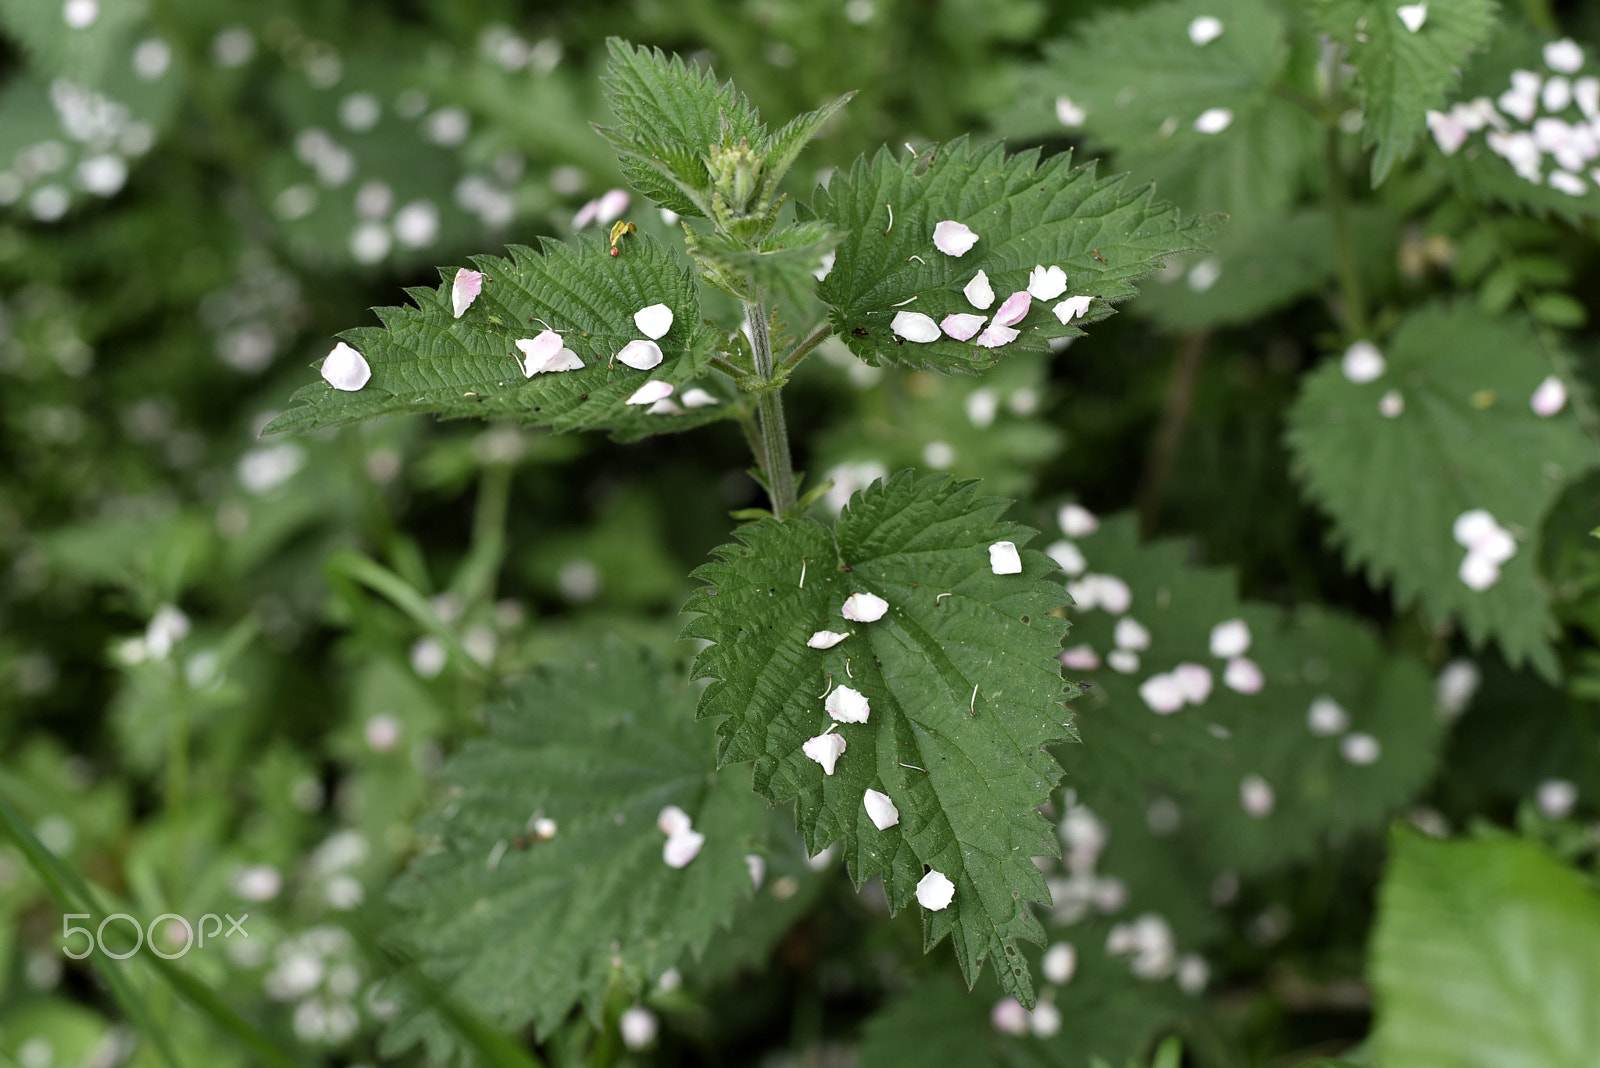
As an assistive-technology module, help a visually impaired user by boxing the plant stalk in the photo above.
[779,322,833,374]
[1324,122,1369,339]
[745,301,798,516]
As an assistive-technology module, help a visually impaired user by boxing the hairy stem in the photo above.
[780,322,834,375]
[745,301,799,516]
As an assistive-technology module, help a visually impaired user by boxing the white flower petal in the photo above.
[620,1006,658,1050]
[1028,265,1069,300]
[991,998,1029,1036]
[1107,649,1140,674]
[647,398,683,415]
[544,348,584,373]
[1459,551,1501,590]
[1427,110,1467,155]
[596,188,630,224]
[988,540,1023,574]
[320,341,371,391]
[808,630,850,649]
[516,331,565,376]
[1139,673,1185,714]
[1546,38,1585,75]
[1453,509,1499,548]
[1059,503,1099,538]
[1042,942,1077,984]
[1114,617,1151,651]
[1223,657,1264,695]
[1095,574,1133,615]
[915,869,955,910]
[1550,169,1587,196]
[1173,662,1213,704]
[975,324,1020,348]
[616,339,664,370]
[1341,732,1381,765]
[825,684,871,724]
[1060,644,1100,670]
[681,387,720,408]
[634,303,674,339]
[1532,375,1568,416]
[1188,16,1224,46]
[1054,295,1093,324]
[813,250,835,282]
[1307,697,1350,736]
[1437,659,1481,719]
[941,313,987,341]
[1380,389,1405,417]
[992,290,1033,327]
[1029,1002,1062,1038]
[1208,618,1251,658]
[863,788,900,830]
[1537,778,1578,819]
[1341,340,1386,383]
[1397,3,1427,33]
[1240,775,1275,817]
[451,268,484,318]
[663,828,705,868]
[965,388,999,427]
[802,732,847,775]
[1055,96,1086,127]
[841,591,889,622]
[746,853,766,887]
[625,380,674,405]
[932,220,979,256]
[964,270,996,309]
[891,310,941,343]
[657,805,692,836]
[1046,539,1087,576]
[1195,107,1234,134]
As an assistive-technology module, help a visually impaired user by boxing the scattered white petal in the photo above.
[634,303,674,339]
[1427,110,1467,155]
[1114,617,1151,651]
[647,398,682,415]
[992,290,1033,328]
[663,828,705,868]
[1177,955,1210,995]
[965,388,999,427]
[350,222,391,263]
[145,605,191,660]
[1223,657,1264,695]
[625,380,674,405]
[1097,574,1132,615]
[1341,340,1386,383]
[657,805,692,836]
[1189,16,1224,45]
[516,331,565,376]
[1459,552,1501,590]
[1187,258,1222,292]
[63,0,98,29]
[808,630,850,649]
[1544,75,1573,112]
[532,816,558,839]
[1537,778,1578,819]
[1059,503,1099,538]
[1060,644,1100,671]
[808,844,838,870]
[1307,697,1349,736]
[542,348,584,373]
[321,341,371,391]
[813,250,835,281]
[1208,619,1251,658]
[76,154,126,197]
[891,310,941,343]
[1029,1002,1062,1038]
[841,591,889,622]
[1453,509,1499,547]
[616,339,664,370]
[923,439,955,468]
[1046,539,1087,576]
[681,387,719,408]
[915,869,955,910]
[1550,169,1587,196]
[989,540,1023,575]
[1532,375,1568,416]
[1380,389,1405,417]
[1577,76,1600,117]
[1341,732,1381,765]
[452,268,484,318]
[1437,660,1480,719]
[365,714,401,751]
[863,789,900,829]
[933,220,979,256]
[233,864,283,902]
[1054,295,1093,324]
[1056,96,1086,127]
[596,188,630,224]
[1174,662,1214,704]
[964,270,996,309]
[1028,265,1069,300]
[803,732,847,774]
[1546,38,1585,75]
[1195,107,1234,134]
[991,998,1029,1036]
[941,313,987,341]
[1108,649,1141,674]
[1140,673,1186,714]
[1397,3,1427,33]
[1240,775,1275,817]
[393,200,440,247]
[746,853,766,887]
[1042,942,1077,984]
[1474,526,1516,566]
[825,684,871,724]
[620,1006,658,1050]
[975,324,1020,348]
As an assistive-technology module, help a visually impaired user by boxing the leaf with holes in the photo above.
[380,640,767,1059]
[812,137,1212,373]
[263,234,728,441]
[1287,302,1598,679]
[683,471,1072,1006]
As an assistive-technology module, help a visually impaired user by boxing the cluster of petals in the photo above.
[657,804,705,868]
[1106,913,1176,979]
[801,591,893,776]
[1068,573,1131,615]
[1453,508,1516,590]
[1138,662,1213,714]
[886,241,1094,351]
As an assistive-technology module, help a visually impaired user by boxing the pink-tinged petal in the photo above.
[932,220,979,256]
[1173,662,1212,704]
[1060,644,1100,670]
[646,398,683,415]
[807,630,850,649]
[662,828,705,868]
[964,270,995,309]
[992,290,1032,327]
[1223,657,1264,694]
[1028,265,1068,300]
[596,188,630,224]
[1531,375,1568,416]
[634,303,674,339]
[321,341,371,391]
[891,310,940,342]
[840,592,889,622]
[515,331,565,376]
[572,198,600,229]
[451,268,484,318]
[975,324,1020,348]
[625,380,674,405]
[616,339,664,370]
[657,805,692,836]
[1053,295,1093,323]
[941,313,987,341]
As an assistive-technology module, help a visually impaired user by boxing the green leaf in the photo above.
[1371,829,1600,1067]
[383,640,768,1053]
[763,91,857,191]
[1002,0,1318,225]
[813,138,1212,373]
[1286,302,1599,678]
[597,38,767,218]
[683,472,1072,1006]
[262,234,729,441]
[689,220,843,304]
[1311,0,1498,185]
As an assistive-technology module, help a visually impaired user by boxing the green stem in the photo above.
[779,322,833,375]
[710,355,746,379]
[745,301,798,516]
[453,458,514,605]
[1324,122,1368,339]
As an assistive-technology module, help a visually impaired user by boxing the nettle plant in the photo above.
[266,38,1204,1046]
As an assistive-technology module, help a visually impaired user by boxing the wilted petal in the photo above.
[1028,265,1068,300]
[915,869,955,910]
[992,290,1032,327]
[841,591,889,622]
[625,380,674,405]
[319,341,371,391]
[891,310,940,342]
[807,630,850,649]
[933,220,979,256]
[988,540,1023,574]
[616,339,664,370]
[941,313,987,341]
[802,732,847,775]
[1054,295,1093,323]
[451,268,483,318]
[964,270,996,309]
[975,324,1020,348]
[634,303,674,339]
